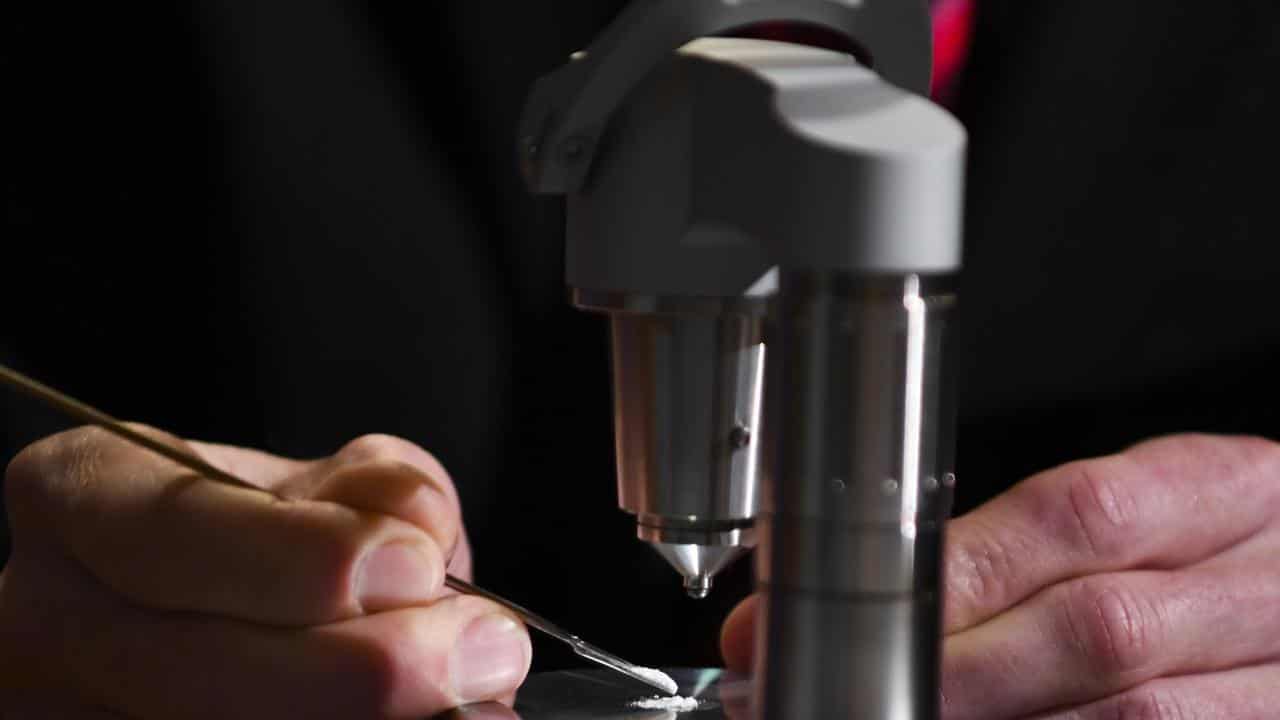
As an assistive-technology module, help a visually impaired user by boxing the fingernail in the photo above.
[356,542,438,612]
[452,614,530,703]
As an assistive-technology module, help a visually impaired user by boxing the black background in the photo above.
[4,2,1279,671]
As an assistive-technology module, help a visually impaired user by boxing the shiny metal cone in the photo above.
[651,543,749,599]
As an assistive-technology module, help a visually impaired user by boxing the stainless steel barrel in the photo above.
[574,290,768,598]
[756,271,957,719]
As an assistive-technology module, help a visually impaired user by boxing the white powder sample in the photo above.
[630,695,702,712]
[630,666,680,696]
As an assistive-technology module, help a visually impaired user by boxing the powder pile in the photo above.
[630,666,680,696]
[630,695,702,712]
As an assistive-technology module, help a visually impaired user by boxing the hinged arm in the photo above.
[519,0,932,194]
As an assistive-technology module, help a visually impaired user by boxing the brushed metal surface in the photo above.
[607,307,766,595]
[756,272,956,719]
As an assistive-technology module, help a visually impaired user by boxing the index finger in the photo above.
[187,440,314,488]
[944,433,1280,634]
[5,426,446,625]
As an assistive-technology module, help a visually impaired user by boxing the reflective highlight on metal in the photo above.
[649,543,743,599]
[756,271,957,719]
[578,291,767,598]
[444,576,679,697]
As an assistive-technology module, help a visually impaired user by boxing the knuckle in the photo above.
[1109,686,1187,720]
[278,503,377,617]
[947,520,1022,614]
[320,460,462,553]
[338,434,406,462]
[1129,432,1274,491]
[1061,576,1163,677]
[1063,457,1138,558]
[353,458,453,504]
[344,609,452,713]
[337,435,453,492]
[293,505,444,619]
[62,428,107,491]
[338,434,426,466]
[1253,434,1280,464]
[448,531,473,578]
[343,634,405,715]
[1236,434,1280,496]
[4,428,102,525]
[5,443,49,521]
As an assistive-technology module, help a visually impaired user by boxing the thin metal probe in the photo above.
[443,575,679,695]
[0,364,257,492]
[0,362,678,697]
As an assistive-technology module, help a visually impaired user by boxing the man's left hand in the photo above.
[721,434,1280,718]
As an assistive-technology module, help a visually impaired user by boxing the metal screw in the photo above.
[832,477,847,493]
[728,425,752,450]
[924,476,940,492]
[881,478,900,495]
[943,472,957,489]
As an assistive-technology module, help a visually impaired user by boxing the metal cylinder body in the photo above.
[756,271,956,719]
[574,291,769,597]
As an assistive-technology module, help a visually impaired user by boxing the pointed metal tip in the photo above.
[571,640,679,695]
[650,543,744,600]
[684,573,712,599]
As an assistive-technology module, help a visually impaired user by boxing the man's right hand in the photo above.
[0,427,531,719]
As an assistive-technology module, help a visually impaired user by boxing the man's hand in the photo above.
[721,434,1280,718]
[0,427,531,719]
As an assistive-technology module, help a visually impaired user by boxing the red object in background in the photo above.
[931,0,975,102]
[726,0,975,105]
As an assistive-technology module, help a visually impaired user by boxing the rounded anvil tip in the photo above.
[684,574,713,599]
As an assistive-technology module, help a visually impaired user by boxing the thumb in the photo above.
[719,593,761,673]
[42,588,533,718]
[319,594,534,714]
